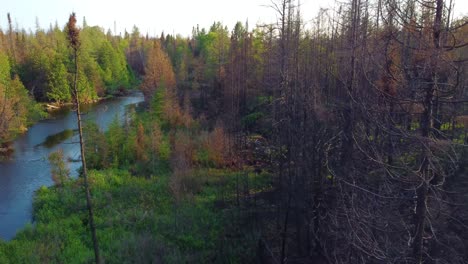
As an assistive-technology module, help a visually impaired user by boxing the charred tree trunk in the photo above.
[412,1,443,261]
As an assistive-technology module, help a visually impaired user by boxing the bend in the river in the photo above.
[0,92,144,241]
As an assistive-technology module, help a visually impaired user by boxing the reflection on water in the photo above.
[41,129,75,148]
[0,92,144,240]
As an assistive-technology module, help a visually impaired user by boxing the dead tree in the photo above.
[66,13,101,264]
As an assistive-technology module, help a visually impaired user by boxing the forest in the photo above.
[0,0,467,263]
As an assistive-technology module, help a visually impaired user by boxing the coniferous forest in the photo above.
[0,0,468,263]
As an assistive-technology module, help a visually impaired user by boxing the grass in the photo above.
[0,167,271,263]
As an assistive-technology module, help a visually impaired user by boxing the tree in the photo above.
[107,115,125,167]
[46,55,70,103]
[48,149,70,189]
[84,122,109,169]
[66,12,101,264]
[141,40,182,126]
[135,122,149,163]
[141,40,176,101]
[0,50,43,143]
[126,25,146,75]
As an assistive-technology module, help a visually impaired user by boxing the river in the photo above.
[0,92,144,241]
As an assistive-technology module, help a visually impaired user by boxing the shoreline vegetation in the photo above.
[43,90,132,111]
[0,143,13,155]
[43,88,135,112]
[0,90,137,159]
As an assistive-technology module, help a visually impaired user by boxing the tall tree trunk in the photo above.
[340,0,360,167]
[412,1,443,261]
[67,13,101,264]
[72,47,101,264]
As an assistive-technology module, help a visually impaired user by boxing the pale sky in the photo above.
[1,0,467,37]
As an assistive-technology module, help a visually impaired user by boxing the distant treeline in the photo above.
[0,15,136,143]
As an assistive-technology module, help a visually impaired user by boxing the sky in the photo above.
[1,0,467,37]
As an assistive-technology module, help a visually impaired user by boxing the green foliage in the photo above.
[77,69,98,103]
[46,56,70,103]
[200,22,230,80]
[14,23,133,104]
[48,149,70,188]
[0,241,8,264]
[195,148,212,167]
[0,51,45,143]
[150,86,166,122]
[240,96,272,134]
[0,168,267,263]
[17,40,50,100]
[107,115,125,167]
[84,121,109,169]
[96,40,131,91]
[251,28,266,65]
[0,52,10,85]
[159,134,171,161]
[242,112,264,130]
[0,20,136,144]
[43,129,74,148]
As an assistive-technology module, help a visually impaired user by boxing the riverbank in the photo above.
[44,87,141,110]
[0,92,145,241]
[43,94,115,112]
[0,143,13,156]
[0,90,139,157]
[0,99,95,160]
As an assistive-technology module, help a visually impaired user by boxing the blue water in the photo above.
[0,92,144,240]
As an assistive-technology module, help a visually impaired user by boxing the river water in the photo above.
[0,92,144,240]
